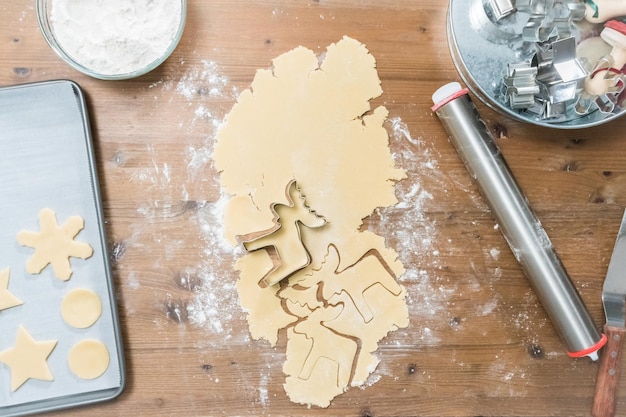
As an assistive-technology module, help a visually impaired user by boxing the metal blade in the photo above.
[603,209,626,328]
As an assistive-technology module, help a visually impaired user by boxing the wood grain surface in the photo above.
[2,1,626,416]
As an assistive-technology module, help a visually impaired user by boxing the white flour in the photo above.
[50,0,183,75]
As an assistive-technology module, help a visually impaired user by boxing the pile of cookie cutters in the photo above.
[448,0,626,128]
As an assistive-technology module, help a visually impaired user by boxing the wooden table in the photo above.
[2,1,626,416]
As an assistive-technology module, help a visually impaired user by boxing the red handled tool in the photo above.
[593,209,626,417]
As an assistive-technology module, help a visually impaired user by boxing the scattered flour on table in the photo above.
[185,196,243,338]
[258,374,269,407]
[176,60,231,101]
[168,61,243,342]
[368,117,452,344]
[123,59,243,346]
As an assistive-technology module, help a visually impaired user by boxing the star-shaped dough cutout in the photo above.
[0,268,23,312]
[17,208,93,281]
[0,325,57,391]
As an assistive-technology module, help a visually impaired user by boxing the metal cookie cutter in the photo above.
[526,36,588,120]
[502,62,540,108]
[490,0,517,20]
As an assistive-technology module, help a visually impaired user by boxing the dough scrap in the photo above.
[61,288,102,329]
[17,208,94,281]
[234,251,298,346]
[214,36,409,407]
[0,267,23,312]
[68,339,110,380]
[0,325,57,391]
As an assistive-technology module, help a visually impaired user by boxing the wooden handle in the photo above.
[592,325,626,417]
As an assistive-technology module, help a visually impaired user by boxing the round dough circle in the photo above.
[61,288,102,328]
[68,339,109,380]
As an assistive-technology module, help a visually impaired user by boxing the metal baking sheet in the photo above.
[0,80,125,416]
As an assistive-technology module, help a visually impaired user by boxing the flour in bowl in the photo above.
[50,0,184,76]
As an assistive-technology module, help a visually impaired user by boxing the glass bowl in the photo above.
[36,0,186,80]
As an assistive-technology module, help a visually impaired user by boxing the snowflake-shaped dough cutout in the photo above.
[17,208,93,281]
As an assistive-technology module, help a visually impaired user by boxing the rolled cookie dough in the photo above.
[17,208,93,281]
[214,36,409,408]
[0,325,57,391]
[61,288,102,329]
[68,339,109,380]
[0,267,23,312]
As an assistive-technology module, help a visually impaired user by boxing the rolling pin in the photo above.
[432,82,606,359]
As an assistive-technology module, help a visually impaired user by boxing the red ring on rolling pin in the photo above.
[431,88,470,112]
[567,333,607,358]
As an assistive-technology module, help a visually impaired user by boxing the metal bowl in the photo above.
[448,0,626,128]
[36,0,186,80]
